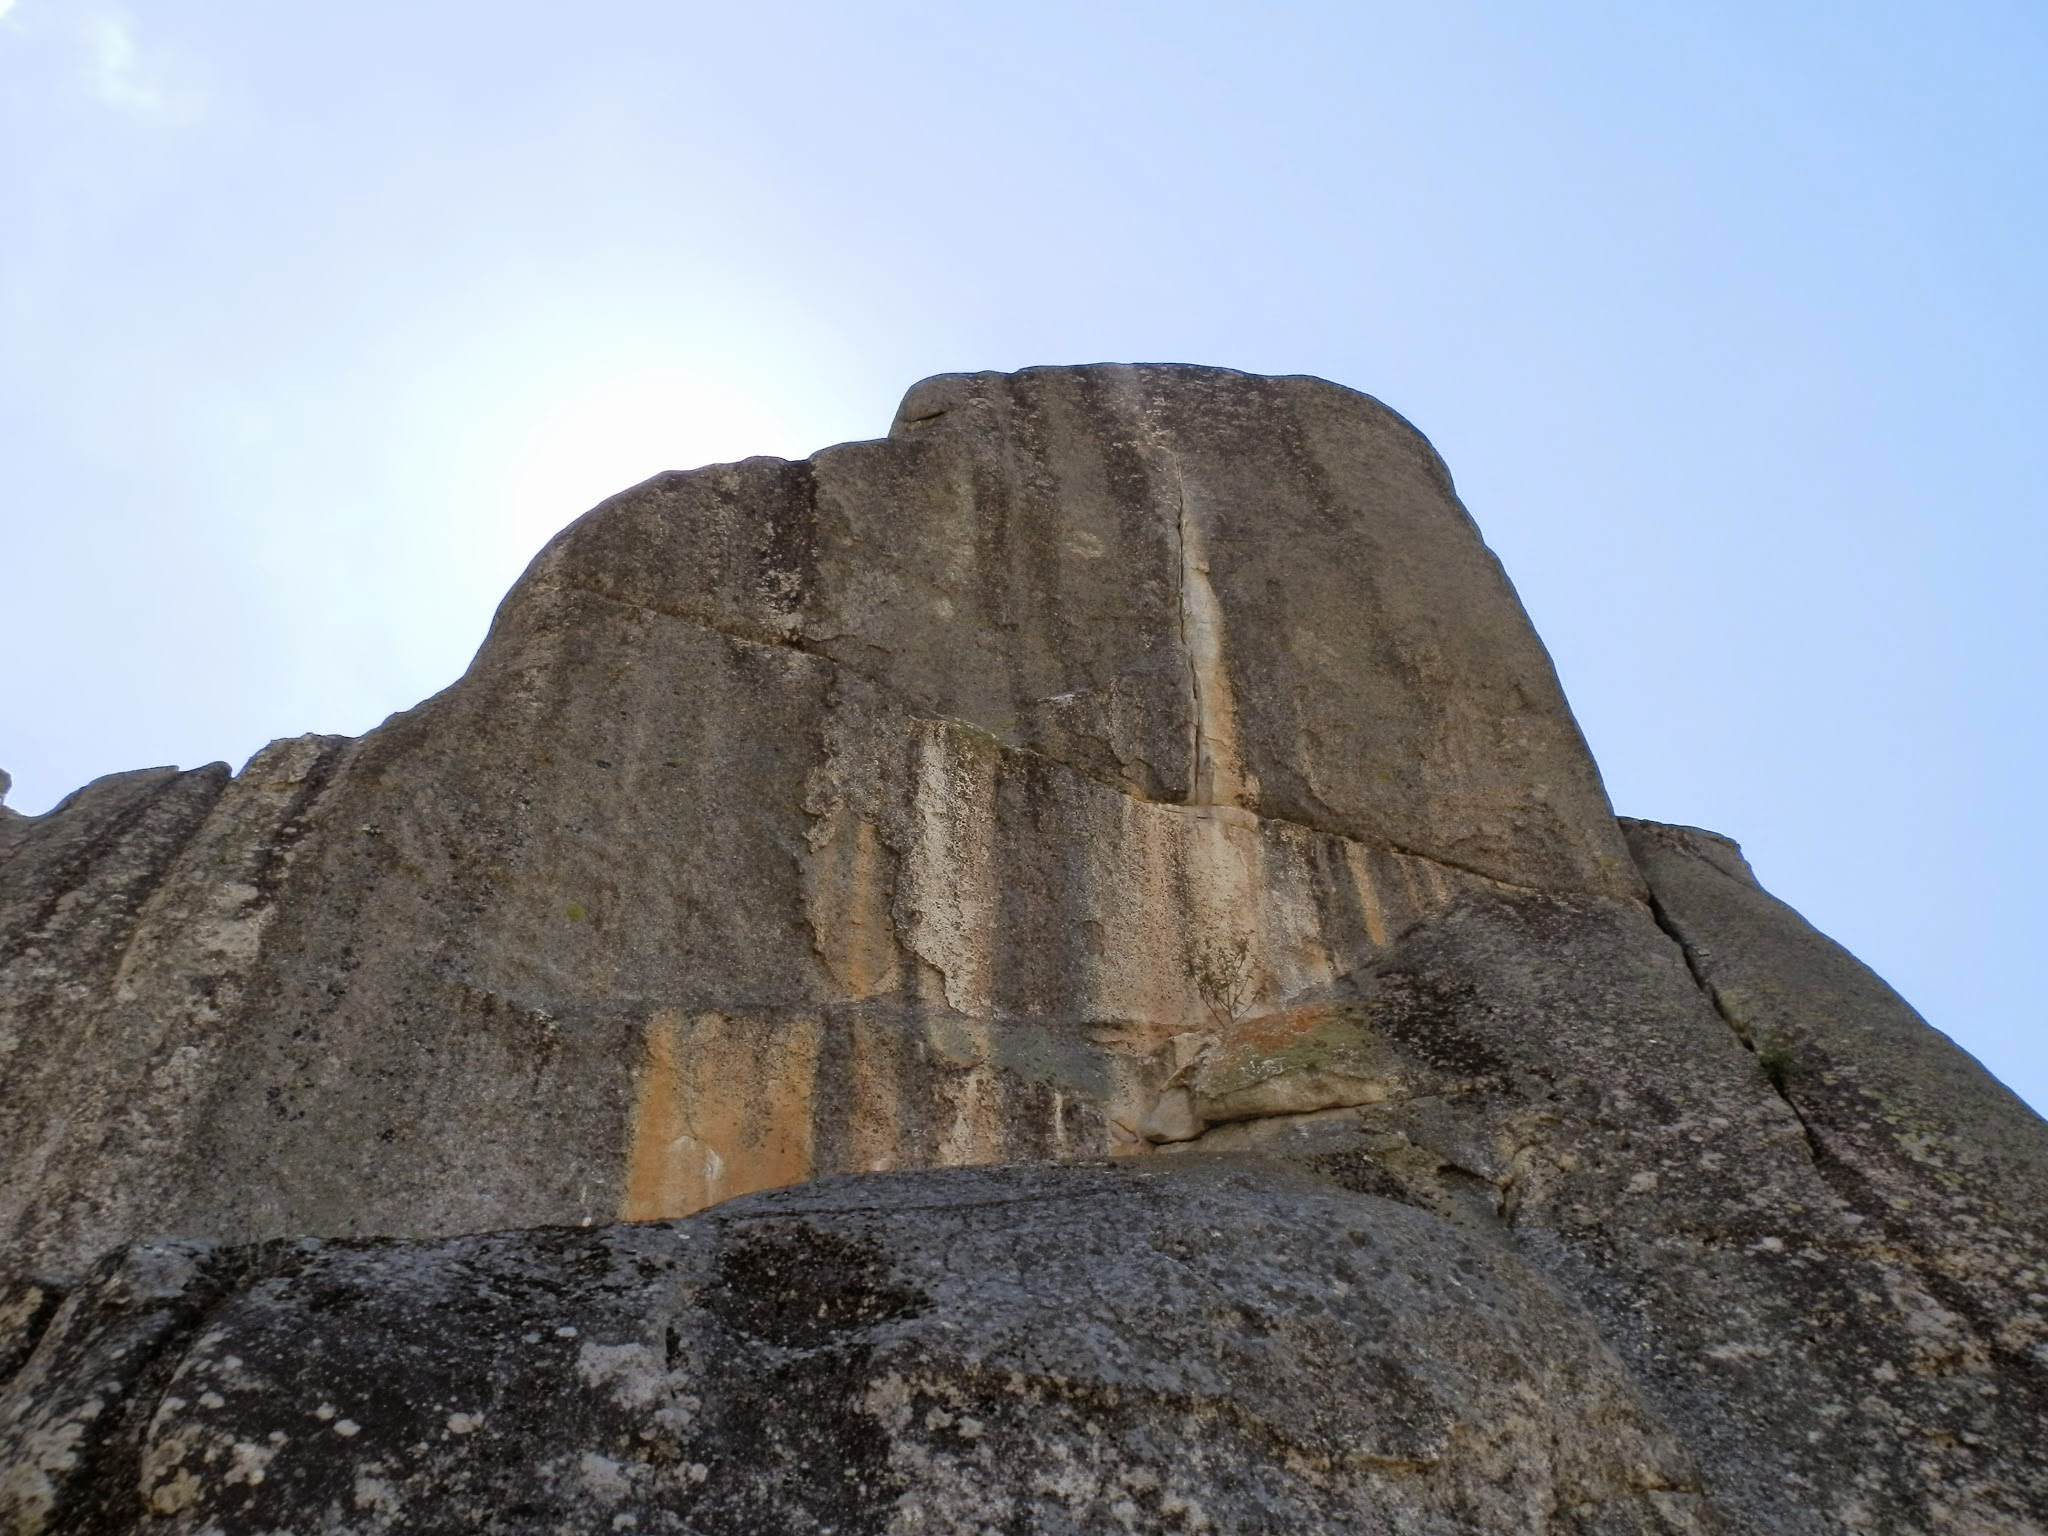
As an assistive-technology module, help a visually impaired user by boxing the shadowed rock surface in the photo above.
[2,365,2043,1534]
[4,1164,1719,1536]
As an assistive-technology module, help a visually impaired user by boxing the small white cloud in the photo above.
[0,0,18,23]
[87,15,154,109]
[82,10,200,120]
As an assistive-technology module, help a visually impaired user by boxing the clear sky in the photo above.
[2,2,2042,1111]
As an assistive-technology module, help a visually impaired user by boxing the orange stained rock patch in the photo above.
[620,1009,822,1221]
[1220,1001,1358,1054]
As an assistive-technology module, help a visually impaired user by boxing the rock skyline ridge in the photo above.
[2,364,2044,1535]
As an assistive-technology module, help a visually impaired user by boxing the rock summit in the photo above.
[3,365,2043,1534]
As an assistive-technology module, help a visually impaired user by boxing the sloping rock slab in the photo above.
[1,1160,1711,1536]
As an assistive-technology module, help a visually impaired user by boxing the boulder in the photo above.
[2,1161,1720,1536]
[2,366,2042,1533]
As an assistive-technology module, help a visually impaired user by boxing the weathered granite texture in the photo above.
[4,1163,1721,1536]
[2,365,2044,1534]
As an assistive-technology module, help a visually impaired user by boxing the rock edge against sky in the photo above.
[3,366,2044,1534]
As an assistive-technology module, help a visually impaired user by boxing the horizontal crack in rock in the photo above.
[547,578,1575,904]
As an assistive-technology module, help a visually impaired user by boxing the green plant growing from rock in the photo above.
[1188,931,1257,1029]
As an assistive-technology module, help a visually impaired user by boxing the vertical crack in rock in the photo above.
[1169,455,1202,808]
[1170,460,1249,812]
[1638,872,1826,1165]
[1165,445,1277,1059]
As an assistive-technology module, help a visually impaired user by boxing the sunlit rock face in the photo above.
[0,366,1636,1268]
[3,366,2044,1534]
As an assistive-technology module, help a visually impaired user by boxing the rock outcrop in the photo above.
[3,365,2043,1534]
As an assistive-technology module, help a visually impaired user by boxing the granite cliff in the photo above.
[3,365,2043,1534]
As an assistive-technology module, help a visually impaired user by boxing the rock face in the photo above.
[2,365,2043,1534]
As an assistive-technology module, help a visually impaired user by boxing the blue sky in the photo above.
[2,2,2042,1110]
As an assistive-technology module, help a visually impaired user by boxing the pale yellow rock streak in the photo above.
[803,808,901,999]
[1174,476,1253,811]
[738,667,1479,1183]
[926,1015,1006,1167]
[1077,797,1342,1039]
[901,721,1002,1016]
[1343,841,1391,949]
